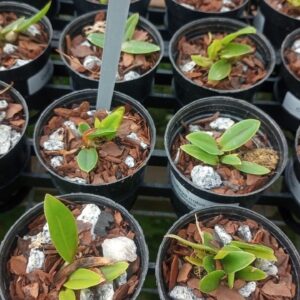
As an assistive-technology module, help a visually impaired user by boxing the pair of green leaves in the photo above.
[0,2,51,38]
[87,13,160,55]
[191,26,256,82]
[181,119,271,175]
[76,106,125,173]
[44,194,129,300]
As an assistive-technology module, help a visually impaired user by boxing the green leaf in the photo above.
[100,262,129,282]
[15,2,51,33]
[76,148,98,173]
[166,234,218,253]
[235,161,271,175]
[236,266,267,281]
[219,119,260,151]
[64,268,104,290]
[87,32,105,48]
[220,42,254,59]
[86,128,117,140]
[222,251,255,274]
[207,39,223,60]
[44,194,78,263]
[214,245,241,260]
[59,289,76,300]
[94,117,101,129]
[199,270,225,293]
[191,55,212,68]
[78,122,90,135]
[288,0,300,6]
[208,59,231,81]
[221,154,241,166]
[186,132,223,155]
[121,40,160,54]
[230,241,277,261]
[180,144,218,166]
[203,256,215,273]
[221,26,257,46]
[203,232,214,247]
[98,106,125,132]
[228,272,235,289]
[99,0,109,4]
[185,256,203,266]
[1,17,25,35]
[124,13,139,41]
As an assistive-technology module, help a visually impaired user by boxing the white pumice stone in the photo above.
[65,176,87,184]
[116,272,127,287]
[3,43,17,54]
[209,117,235,131]
[25,25,40,37]
[0,66,7,71]
[0,111,6,122]
[191,165,222,190]
[220,6,231,12]
[83,55,102,70]
[223,0,233,4]
[80,289,94,300]
[179,3,195,10]
[169,286,204,300]
[25,223,51,249]
[174,149,181,164]
[102,236,137,262]
[242,64,249,72]
[64,120,80,137]
[255,258,278,276]
[127,132,148,149]
[80,40,92,48]
[239,282,257,298]
[214,225,233,245]
[49,128,64,141]
[0,100,8,110]
[237,225,252,242]
[97,283,114,300]
[87,110,96,116]
[124,71,140,81]
[43,139,64,151]
[50,156,64,168]
[14,59,31,68]
[10,130,21,147]
[188,124,201,132]
[0,125,11,155]
[26,249,45,273]
[180,60,196,73]
[292,39,300,54]
[124,155,135,168]
[77,204,101,238]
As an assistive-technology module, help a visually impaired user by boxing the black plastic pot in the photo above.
[165,0,250,34]
[33,89,156,209]
[59,10,163,102]
[164,96,288,215]
[0,193,149,300]
[74,0,151,16]
[0,2,53,102]
[155,205,300,299]
[169,18,276,105]
[260,0,300,49]
[0,81,29,206]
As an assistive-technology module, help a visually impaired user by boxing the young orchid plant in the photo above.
[181,119,271,175]
[87,13,161,55]
[0,2,51,42]
[191,26,257,82]
[166,215,276,293]
[76,107,125,173]
[44,194,129,300]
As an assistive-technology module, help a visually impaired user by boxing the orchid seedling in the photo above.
[190,26,257,82]
[76,106,125,173]
[287,0,300,6]
[99,0,109,4]
[166,215,276,293]
[0,2,51,42]
[44,194,129,300]
[181,119,271,175]
[87,13,161,55]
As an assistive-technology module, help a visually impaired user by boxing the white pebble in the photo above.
[87,110,96,116]
[24,223,51,249]
[49,128,64,141]
[214,225,233,245]
[179,3,195,10]
[80,40,92,48]
[102,236,137,262]
[25,25,41,37]
[0,111,6,122]
[26,249,45,273]
[191,165,222,190]
[123,71,140,81]
[43,139,64,151]
[10,130,21,148]
[77,204,101,239]
[180,61,196,73]
[65,176,87,184]
[292,39,300,54]
[80,289,94,300]
[124,155,135,168]
[0,66,7,71]
[64,120,80,137]
[188,125,201,132]
[50,156,64,168]
[83,55,102,70]
[14,59,31,68]
[96,283,114,300]
[0,124,11,155]
[174,149,181,164]
[209,117,235,131]
[116,272,127,287]
[3,43,17,55]
[239,282,257,298]
[255,258,278,276]
[220,6,231,12]
[0,100,8,110]
[237,225,252,242]
[127,132,148,149]
[169,286,203,300]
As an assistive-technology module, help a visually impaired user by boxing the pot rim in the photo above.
[164,96,288,199]
[33,88,156,188]
[58,9,164,85]
[0,1,53,74]
[169,17,276,95]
